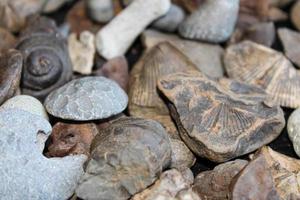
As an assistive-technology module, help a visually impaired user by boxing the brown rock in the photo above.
[46,122,98,157]
[193,159,248,200]
[157,71,285,162]
[172,0,202,13]
[225,40,300,108]
[291,0,300,31]
[0,27,16,53]
[129,42,198,139]
[93,56,129,92]
[278,28,300,68]
[0,49,23,105]
[268,7,288,21]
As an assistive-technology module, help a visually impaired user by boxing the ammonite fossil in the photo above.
[0,49,23,105]
[17,16,73,101]
[224,40,300,108]
[129,42,198,138]
[157,71,285,162]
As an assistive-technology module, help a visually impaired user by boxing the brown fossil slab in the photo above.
[225,41,300,108]
[76,117,172,200]
[46,122,98,157]
[230,147,300,199]
[193,159,248,200]
[129,42,198,139]
[157,71,285,162]
[0,49,23,105]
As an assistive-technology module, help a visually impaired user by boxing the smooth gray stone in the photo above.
[152,4,185,32]
[179,0,239,43]
[0,109,86,200]
[86,0,114,23]
[44,76,128,121]
[288,108,300,157]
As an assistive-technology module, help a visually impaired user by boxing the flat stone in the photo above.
[0,95,48,120]
[152,4,185,32]
[179,0,239,43]
[0,109,86,200]
[157,72,285,162]
[44,76,128,121]
[132,168,194,200]
[193,159,248,200]
[68,31,96,74]
[278,28,300,68]
[76,117,172,200]
[288,108,300,157]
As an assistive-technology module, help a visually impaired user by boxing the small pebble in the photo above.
[68,31,96,75]
[0,109,86,200]
[179,0,239,43]
[96,0,171,59]
[152,4,185,32]
[86,0,114,23]
[287,108,300,157]
[291,0,300,31]
[0,95,48,120]
[44,76,128,121]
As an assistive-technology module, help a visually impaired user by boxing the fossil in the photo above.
[224,40,300,108]
[157,71,285,162]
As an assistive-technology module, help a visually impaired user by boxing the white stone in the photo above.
[96,0,171,59]
[68,31,95,75]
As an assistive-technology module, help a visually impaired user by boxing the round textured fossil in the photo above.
[45,76,128,121]
[178,0,239,43]
[0,49,23,105]
[224,40,300,108]
[157,71,285,162]
[76,117,172,200]
[17,16,73,101]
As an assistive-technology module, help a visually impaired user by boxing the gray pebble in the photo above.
[152,4,185,32]
[86,0,114,23]
[179,0,239,43]
[288,108,300,157]
[44,76,128,121]
[0,109,86,200]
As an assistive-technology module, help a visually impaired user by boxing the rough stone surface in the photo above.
[152,4,185,32]
[45,76,128,121]
[278,28,300,68]
[0,109,86,200]
[193,159,248,200]
[86,0,114,23]
[0,95,48,120]
[179,0,239,43]
[96,0,171,59]
[142,29,224,78]
[68,31,96,74]
[288,108,300,157]
[157,72,285,162]
[76,117,172,200]
[46,122,98,157]
[131,168,194,200]
[291,0,300,31]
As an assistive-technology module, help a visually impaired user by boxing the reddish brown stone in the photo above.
[46,122,98,157]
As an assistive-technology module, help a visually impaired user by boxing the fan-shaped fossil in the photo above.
[224,40,300,108]
[129,42,198,138]
[157,71,285,162]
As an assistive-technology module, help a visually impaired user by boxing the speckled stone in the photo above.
[0,109,86,200]
[0,95,48,120]
[288,108,300,157]
[44,77,128,121]
[179,0,239,43]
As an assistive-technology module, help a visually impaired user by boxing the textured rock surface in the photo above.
[152,4,185,32]
[76,117,172,200]
[0,95,48,120]
[224,40,300,108]
[288,108,300,157]
[158,72,285,162]
[46,122,98,157]
[131,168,194,200]
[278,28,300,68]
[86,0,114,23]
[96,0,171,59]
[0,49,23,105]
[291,0,300,31]
[142,30,224,78]
[193,159,248,200]
[45,76,128,120]
[0,109,86,200]
[170,139,196,170]
[179,0,239,42]
[68,31,95,74]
